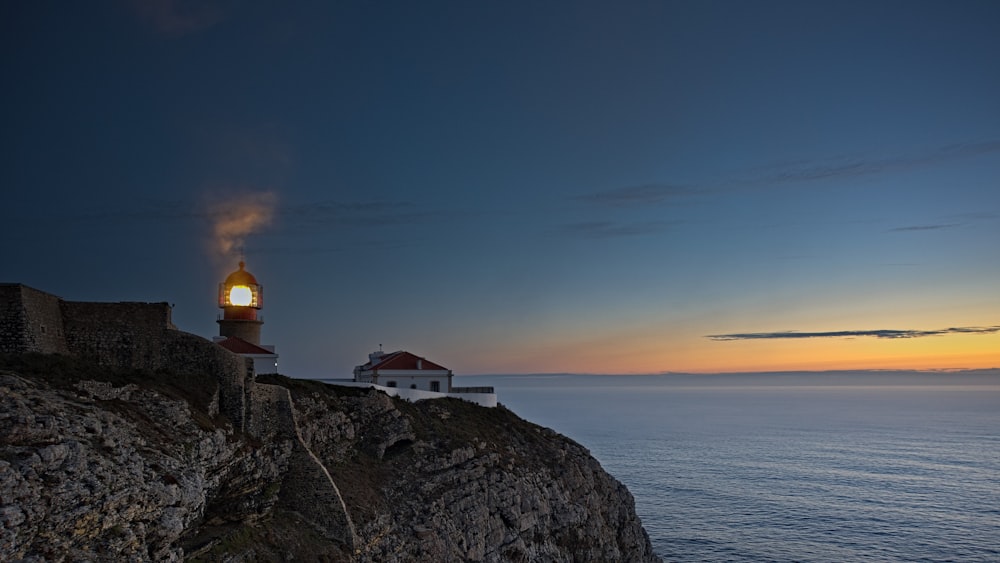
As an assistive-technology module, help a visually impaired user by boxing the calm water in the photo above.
[462,372,1000,562]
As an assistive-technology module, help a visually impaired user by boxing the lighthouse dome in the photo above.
[224,261,258,285]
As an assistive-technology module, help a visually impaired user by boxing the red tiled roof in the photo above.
[217,337,275,356]
[366,351,448,371]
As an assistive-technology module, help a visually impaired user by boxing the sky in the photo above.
[2,1,999,377]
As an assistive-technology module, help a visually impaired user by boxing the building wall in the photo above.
[379,374,451,393]
[0,284,69,355]
[356,368,453,392]
[244,354,279,375]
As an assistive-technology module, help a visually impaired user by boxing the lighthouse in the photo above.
[217,260,263,343]
[214,260,278,374]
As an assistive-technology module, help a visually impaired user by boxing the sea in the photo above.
[461,371,1000,562]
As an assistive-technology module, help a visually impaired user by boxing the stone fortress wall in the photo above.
[0,283,355,549]
[61,300,176,370]
[0,284,69,355]
[0,284,251,431]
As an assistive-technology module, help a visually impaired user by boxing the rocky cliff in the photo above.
[1,354,660,562]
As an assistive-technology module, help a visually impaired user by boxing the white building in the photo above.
[335,349,495,407]
[353,349,452,392]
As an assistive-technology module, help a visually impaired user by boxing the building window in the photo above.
[386,381,397,388]
[430,381,440,392]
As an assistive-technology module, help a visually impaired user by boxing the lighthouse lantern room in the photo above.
[217,260,264,344]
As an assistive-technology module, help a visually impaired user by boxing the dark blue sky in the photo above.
[3,1,999,375]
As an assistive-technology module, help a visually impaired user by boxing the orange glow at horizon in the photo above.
[457,331,1000,375]
[656,335,999,374]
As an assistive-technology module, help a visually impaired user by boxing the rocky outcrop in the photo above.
[1,356,660,562]
[0,368,292,562]
[283,378,658,562]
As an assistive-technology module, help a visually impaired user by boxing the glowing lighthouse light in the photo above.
[218,261,262,312]
[229,285,253,306]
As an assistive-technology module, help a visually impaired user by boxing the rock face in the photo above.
[0,356,660,562]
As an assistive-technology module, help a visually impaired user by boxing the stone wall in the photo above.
[61,301,174,369]
[251,383,358,549]
[161,330,251,432]
[247,382,294,441]
[0,284,69,355]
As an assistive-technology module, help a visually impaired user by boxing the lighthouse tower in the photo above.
[217,260,263,344]
[214,260,278,373]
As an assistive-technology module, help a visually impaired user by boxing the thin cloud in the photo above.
[766,160,881,183]
[951,211,998,221]
[559,220,678,239]
[888,224,961,232]
[573,184,699,206]
[757,139,1000,187]
[576,139,1000,208]
[707,326,1000,341]
[936,139,1000,159]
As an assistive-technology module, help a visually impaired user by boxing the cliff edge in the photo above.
[0,354,660,562]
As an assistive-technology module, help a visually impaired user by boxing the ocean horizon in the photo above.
[460,371,1000,562]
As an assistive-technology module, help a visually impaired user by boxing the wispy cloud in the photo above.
[559,220,679,239]
[952,212,998,221]
[575,139,1000,209]
[764,159,881,184]
[755,139,1000,187]
[707,326,1000,341]
[888,224,961,232]
[573,184,698,206]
